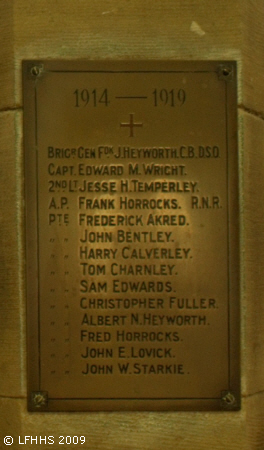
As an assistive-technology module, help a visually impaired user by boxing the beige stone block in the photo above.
[0,399,248,449]
[14,0,242,105]
[0,1,16,109]
[17,410,246,450]
[14,0,242,56]
[0,110,25,397]
[240,110,264,396]
[1,2,264,448]
[245,391,264,450]
[0,399,251,450]
[242,0,264,115]
[0,398,23,442]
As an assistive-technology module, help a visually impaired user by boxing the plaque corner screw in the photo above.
[31,391,48,408]
[221,391,237,408]
[222,67,231,77]
[218,64,234,81]
[30,64,43,77]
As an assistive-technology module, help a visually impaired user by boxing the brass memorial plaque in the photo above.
[23,61,240,411]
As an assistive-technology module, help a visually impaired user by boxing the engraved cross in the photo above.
[120,113,143,137]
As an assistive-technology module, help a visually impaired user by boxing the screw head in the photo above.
[222,67,231,77]
[221,390,239,409]
[218,64,234,81]
[29,64,43,77]
[31,391,48,408]
[31,66,40,76]
[222,392,236,405]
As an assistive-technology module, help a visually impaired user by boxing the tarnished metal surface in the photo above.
[23,60,239,411]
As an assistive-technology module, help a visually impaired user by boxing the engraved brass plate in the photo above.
[23,61,240,411]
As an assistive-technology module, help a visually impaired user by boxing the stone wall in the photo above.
[1,1,264,448]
